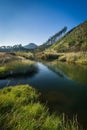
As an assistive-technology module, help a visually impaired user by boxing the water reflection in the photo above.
[44,61,87,85]
[0,61,87,128]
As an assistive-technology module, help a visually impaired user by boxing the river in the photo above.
[0,61,87,128]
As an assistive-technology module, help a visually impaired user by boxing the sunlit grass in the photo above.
[61,52,87,64]
[0,59,37,78]
[0,85,58,130]
[0,85,81,130]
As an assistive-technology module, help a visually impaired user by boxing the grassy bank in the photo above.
[0,52,37,78]
[58,52,87,64]
[35,51,59,61]
[0,60,38,78]
[0,85,80,130]
[37,51,87,65]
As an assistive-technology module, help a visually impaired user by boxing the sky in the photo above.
[0,0,87,46]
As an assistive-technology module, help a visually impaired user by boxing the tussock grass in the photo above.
[0,52,37,78]
[0,85,81,130]
[0,85,58,130]
[58,52,87,64]
[36,51,59,60]
[0,59,37,78]
[39,51,87,65]
[0,52,18,65]
[15,51,34,60]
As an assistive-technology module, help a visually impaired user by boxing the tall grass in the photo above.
[0,59,38,78]
[0,85,82,130]
[58,52,87,64]
[39,51,87,65]
[0,52,18,65]
[15,51,34,60]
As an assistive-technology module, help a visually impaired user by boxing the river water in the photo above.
[0,61,87,128]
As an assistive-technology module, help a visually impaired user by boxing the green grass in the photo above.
[0,59,38,78]
[0,85,82,130]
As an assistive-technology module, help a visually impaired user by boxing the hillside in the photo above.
[37,27,67,51]
[50,21,87,52]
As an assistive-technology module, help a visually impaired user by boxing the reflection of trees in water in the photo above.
[43,62,66,78]
[44,61,87,85]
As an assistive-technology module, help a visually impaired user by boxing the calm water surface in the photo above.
[0,61,87,128]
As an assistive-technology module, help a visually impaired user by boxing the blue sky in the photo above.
[0,0,87,46]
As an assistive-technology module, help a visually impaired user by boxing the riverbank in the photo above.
[0,52,37,78]
[36,51,87,65]
[58,52,87,64]
[0,84,80,130]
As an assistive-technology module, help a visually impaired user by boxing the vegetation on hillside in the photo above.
[36,21,87,64]
[49,21,87,52]
[0,85,81,130]
[37,26,67,52]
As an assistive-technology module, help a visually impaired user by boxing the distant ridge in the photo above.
[24,43,37,50]
[0,43,37,52]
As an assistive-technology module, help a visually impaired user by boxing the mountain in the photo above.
[49,21,87,52]
[24,43,37,50]
[0,44,25,52]
[0,43,37,52]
